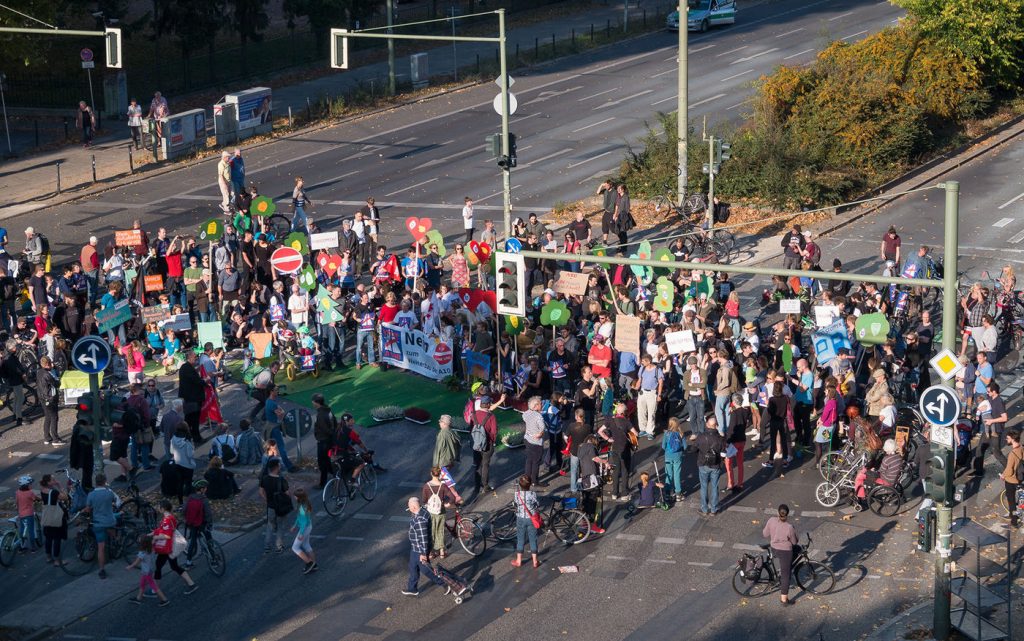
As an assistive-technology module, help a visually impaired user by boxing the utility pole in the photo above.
[0,73,11,156]
[386,0,396,96]
[451,6,458,82]
[706,134,715,230]
[933,180,960,641]
[677,2,688,205]
[498,9,512,237]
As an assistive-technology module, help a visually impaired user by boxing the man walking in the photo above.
[37,356,60,445]
[780,224,805,270]
[471,397,498,494]
[217,151,232,213]
[403,497,446,596]
[695,418,726,515]
[1000,428,1023,529]
[634,354,663,439]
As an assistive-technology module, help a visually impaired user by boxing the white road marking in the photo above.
[894,577,925,582]
[783,48,815,60]
[476,183,522,203]
[567,150,615,168]
[731,48,780,64]
[325,199,506,211]
[383,177,437,197]
[867,574,882,579]
[733,543,763,551]
[524,86,583,105]
[692,540,724,548]
[690,44,717,54]
[607,555,634,561]
[842,30,868,40]
[799,510,834,518]
[616,533,645,541]
[310,534,328,539]
[998,191,1024,209]
[993,218,1015,227]
[688,561,713,567]
[652,68,676,78]
[595,89,654,109]
[517,148,571,169]
[393,136,418,145]
[776,27,805,38]
[729,506,757,513]
[828,10,854,20]
[716,45,749,57]
[336,536,366,541]
[353,513,384,520]
[578,88,617,101]
[9,451,30,458]
[421,146,479,168]
[652,95,678,106]
[572,117,615,133]
[654,537,686,545]
[1009,229,1024,244]
[690,93,727,108]
[646,559,677,564]
[720,69,754,82]
[36,453,63,460]
[726,101,748,110]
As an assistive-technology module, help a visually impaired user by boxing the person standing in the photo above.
[662,418,686,496]
[433,414,461,470]
[36,356,60,445]
[292,177,312,234]
[511,475,540,569]
[598,179,616,246]
[312,393,335,489]
[635,354,663,440]
[259,459,289,553]
[683,356,707,439]
[422,467,461,560]
[695,417,725,515]
[127,99,143,149]
[76,101,96,147]
[713,352,739,438]
[1000,428,1022,529]
[170,427,196,506]
[523,396,546,487]
[471,397,498,494]
[567,408,592,493]
[725,394,750,492]
[790,358,815,450]
[40,474,67,567]
[147,91,169,139]
[764,382,791,470]
[290,488,318,574]
[178,351,206,444]
[780,224,805,270]
[230,148,245,203]
[461,196,474,243]
[880,225,902,271]
[597,402,638,502]
[217,151,232,213]
[0,341,28,426]
[81,236,100,304]
[613,184,632,251]
[763,504,799,605]
[84,474,119,578]
[403,497,446,596]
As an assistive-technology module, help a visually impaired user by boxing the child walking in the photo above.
[15,475,40,552]
[126,534,170,607]
[291,488,318,574]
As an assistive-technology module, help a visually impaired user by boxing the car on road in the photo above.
[667,0,737,32]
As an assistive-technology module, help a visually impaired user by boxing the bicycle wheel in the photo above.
[551,509,591,545]
[654,194,674,214]
[711,239,732,264]
[359,465,378,502]
[322,477,348,517]
[814,481,841,508]
[59,529,96,576]
[818,452,849,481]
[867,485,902,517]
[456,517,487,556]
[0,531,16,567]
[121,499,158,530]
[489,506,517,542]
[795,560,836,594]
[108,528,125,560]
[265,215,291,242]
[732,565,772,597]
[205,539,227,577]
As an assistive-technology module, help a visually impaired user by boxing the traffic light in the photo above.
[917,504,936,552]
[927,445,954,505]
[489,133,517,169]
[486,133,501,158]
[330,28,349,69]
[77,394,95,427]
[105,27,122,68]
[496,252,526,316]
[509,133,517,168]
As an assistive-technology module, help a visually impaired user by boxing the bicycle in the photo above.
[732,533,835,597]
[814,452,866,509]
[0,515,43,567]
[441,505,487,556]
[489,495,591,546]
[177,524,226,577]
[321,451,378,517]
[59,512,144,577]
[120,483,159,530]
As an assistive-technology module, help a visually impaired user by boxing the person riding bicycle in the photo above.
[183,480,214,568]
[330,413,368,486]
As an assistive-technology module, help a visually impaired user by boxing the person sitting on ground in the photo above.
[634,471,663,509]
[209,424,238,466]
[203,456,240,500]
[235,419,263,466]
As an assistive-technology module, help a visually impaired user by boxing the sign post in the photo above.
[81,48,97,126]
[72,336,112,475]
[283,408,312,461]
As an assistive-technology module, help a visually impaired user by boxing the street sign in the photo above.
[81,61,95,70]
[504,238,522,253]
[72,336,111,375]
[919,385,961,428]
[929,348,963,381]
[929,423,955,450]
[80,48,94,62]
[271,247,303,274]
[494,75,515,90]
[493,92,518,116]
[283,408,313,438]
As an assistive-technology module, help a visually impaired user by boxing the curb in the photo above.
[860,600,933,641]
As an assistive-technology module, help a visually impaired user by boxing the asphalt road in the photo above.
[7,0,904,262]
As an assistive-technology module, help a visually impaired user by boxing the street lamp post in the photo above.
[498,9,512,237]
[677,2,688,204]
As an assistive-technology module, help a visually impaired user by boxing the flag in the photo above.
[440,466,456,488]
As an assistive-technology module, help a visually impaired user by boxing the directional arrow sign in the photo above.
[492,92,518,116]
[72,336,111,375]
[918,384,961,428]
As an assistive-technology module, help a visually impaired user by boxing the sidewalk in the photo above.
[0,1,667,220]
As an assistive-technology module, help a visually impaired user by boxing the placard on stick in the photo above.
[615,315,641,357]
[553,271,588,296]
[115,229,142,247]
[664,329,696,355]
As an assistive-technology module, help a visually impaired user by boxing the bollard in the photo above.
[535,37,539,59]
[288,106,293,127]
[56,161,61,194]
[34,120,39,147]
[128,144,134,174]
[91,154,97,183]
[63,117,69,141]
[305,97,311,122]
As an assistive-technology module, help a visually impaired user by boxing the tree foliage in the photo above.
[283,0,378,56]
[227,0,270,75]
[155,0,223,85]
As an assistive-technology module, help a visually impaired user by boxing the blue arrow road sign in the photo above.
[72,336,111,375]
[918,385,961,428]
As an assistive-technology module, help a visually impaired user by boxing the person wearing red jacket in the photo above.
[472,397,498,494]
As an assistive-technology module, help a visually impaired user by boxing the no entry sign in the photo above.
[271,247,303,274]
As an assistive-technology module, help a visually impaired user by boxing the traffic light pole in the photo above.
[706,134,715,231]
[498,9,512,238]
[89,373,104,475]
[677,3,688,206]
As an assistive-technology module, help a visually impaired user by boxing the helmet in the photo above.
[17,475,33,486]
[192,479,209,490]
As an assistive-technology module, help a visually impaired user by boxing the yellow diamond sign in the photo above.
[929,348,962,381]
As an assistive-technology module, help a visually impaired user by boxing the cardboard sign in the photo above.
[249,332,274,360]
[812,319,851,365]
[97,299,132,333]
[310,231,339,250]
[197,321,223,349]
[143,274,163,292]
[779,298,802,315]
[614,314,641,357]
[465,350,491,380]
[115,229,142,247]
[553,271,588,296]
[142,305,170,323]
[813,305,839,328]
[159,313,192,332]
[664,329,696,355]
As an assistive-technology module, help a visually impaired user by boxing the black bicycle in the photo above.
[322,451,378,517]
[732,533,835,597]
[489,495,591,546]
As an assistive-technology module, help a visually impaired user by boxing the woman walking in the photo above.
[40,474,68,566]
[764,382,790,475]
[762,504,799,605]
[422,467,461,560]
[661,418,686,497]
[511,475,540,569]
[290,488,318,574]
[151,500,199,595]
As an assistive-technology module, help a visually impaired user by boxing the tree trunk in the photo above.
[241,36,249,77]
[208,38,216,84]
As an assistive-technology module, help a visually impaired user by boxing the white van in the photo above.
[666,0,737,32]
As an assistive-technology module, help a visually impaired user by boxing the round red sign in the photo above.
[433,342,452,367]
[270,247,303,274]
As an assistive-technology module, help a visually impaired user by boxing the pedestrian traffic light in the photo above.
[105,27,122,68]
[486,133,501,158]
[496,252,526,317]
[76,394,95,426]
[927,445,954,505]
[509,133,517,168]
[917,503,936,552]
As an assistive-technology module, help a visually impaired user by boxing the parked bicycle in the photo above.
[441,505,487,557]
[59,512,145,577]
[322,451,378,517]
[119,483,159,530]
[732,533,835,597]
[489,495,591,546]
[0,515,43,567]
[177,524,226,577]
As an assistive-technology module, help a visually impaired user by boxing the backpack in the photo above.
[700,435,722,467]
[425,484,443,515]
[215,437,237,463]
[664,431,683,455]
[470,421,488,452]
[463,398,476,428]
[37,233,50,255]
[714,202,731,224]
[121,407,142,436]
[184,496,205,527]
[269,476,293,517]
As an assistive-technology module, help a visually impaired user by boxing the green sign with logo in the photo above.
[198,218,223,241]
[855,312,890,345]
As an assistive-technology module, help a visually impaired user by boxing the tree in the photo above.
[893,0,1024,88]
[227,0,270,77]
[155,0,222,88]
[283,0,378,57]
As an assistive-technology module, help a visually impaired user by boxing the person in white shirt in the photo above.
[462,196,474,243]
[288,283,309,327]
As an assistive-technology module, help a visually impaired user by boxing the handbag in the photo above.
[725,443,738,459]
[519,491,542,530]
[41,493,65,528]
[169,529,188,559]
